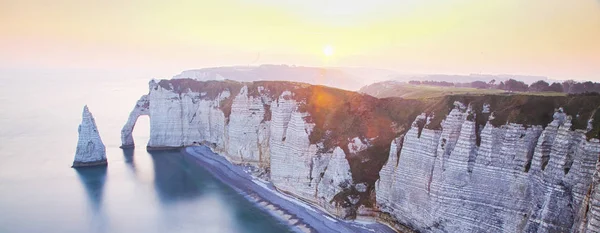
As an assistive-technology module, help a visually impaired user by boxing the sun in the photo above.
[323,45,334,57]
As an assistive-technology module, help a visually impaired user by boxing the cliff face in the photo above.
[377,102,600,232]
[122,79,404,216]
[123,78,600,232]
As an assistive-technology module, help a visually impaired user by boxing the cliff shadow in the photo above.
[148,150,209,204]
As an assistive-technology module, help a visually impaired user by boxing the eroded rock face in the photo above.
[376,104,600,233]
[226,86,268,164]
[120,95,149,148]
[122,78,600,231]
[316,147,354,217]
[580,160,600,232]
[122,80,358,218]
[73,106,107,167]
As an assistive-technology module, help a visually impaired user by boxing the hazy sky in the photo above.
[1,0,599,80]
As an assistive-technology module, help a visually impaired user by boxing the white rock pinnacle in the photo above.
[72,105,107,167]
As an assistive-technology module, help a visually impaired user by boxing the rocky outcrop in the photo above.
[376,103,600,232]
[120,95,149,148]
[73,106,107,167]
[581,163,600,232]
[226,85,269,165]
[123,78,600,232]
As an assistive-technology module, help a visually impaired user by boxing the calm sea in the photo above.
[0,69,293,233]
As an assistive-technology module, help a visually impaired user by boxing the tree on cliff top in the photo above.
[503,79,528,92]
[546,82,564,92]
[529,80,550,92]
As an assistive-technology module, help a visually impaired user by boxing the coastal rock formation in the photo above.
[226,86,269,165]
[123,77,600,232]
[73,106,107,167]
[120,95,149,148]
[122,79,388,218]
[376,103,600,232]
[581,163,600,232]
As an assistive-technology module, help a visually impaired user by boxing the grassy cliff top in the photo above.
[359,82,565,99]
[422,95,600,138]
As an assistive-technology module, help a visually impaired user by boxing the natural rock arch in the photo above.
[120,95,149,148]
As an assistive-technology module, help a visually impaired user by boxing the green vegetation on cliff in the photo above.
[423,95,600,139]
[359,82,565,99]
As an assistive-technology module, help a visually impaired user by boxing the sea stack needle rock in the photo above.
[72,105,107,168]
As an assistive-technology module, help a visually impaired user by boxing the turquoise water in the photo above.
[0,69,293,233]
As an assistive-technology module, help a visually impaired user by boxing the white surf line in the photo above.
[345,220,377,233]
[323,215,338,223]
[248,178,353,225]
[246,176,348,224]
[248,178,342,224]
[239,191,311,233]
[250,179,320,214]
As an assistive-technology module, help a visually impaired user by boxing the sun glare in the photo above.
[323,45,334,57]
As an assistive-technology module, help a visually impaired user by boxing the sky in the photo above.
[1,0,599,81]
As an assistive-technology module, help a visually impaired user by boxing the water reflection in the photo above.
[75,166,107,212]
[146,149,295,233]
[75,166,108,233]
[148,150,206,204]
[122,148,136,175]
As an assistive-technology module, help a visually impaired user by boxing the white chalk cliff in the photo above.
[376,103,600,232]
[122,80,357,216]
[73,106,107,167]
[122,78,600,232]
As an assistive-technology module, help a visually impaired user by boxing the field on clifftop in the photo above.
[360,82,566,99]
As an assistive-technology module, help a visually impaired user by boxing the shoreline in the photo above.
[181,146,397,233]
